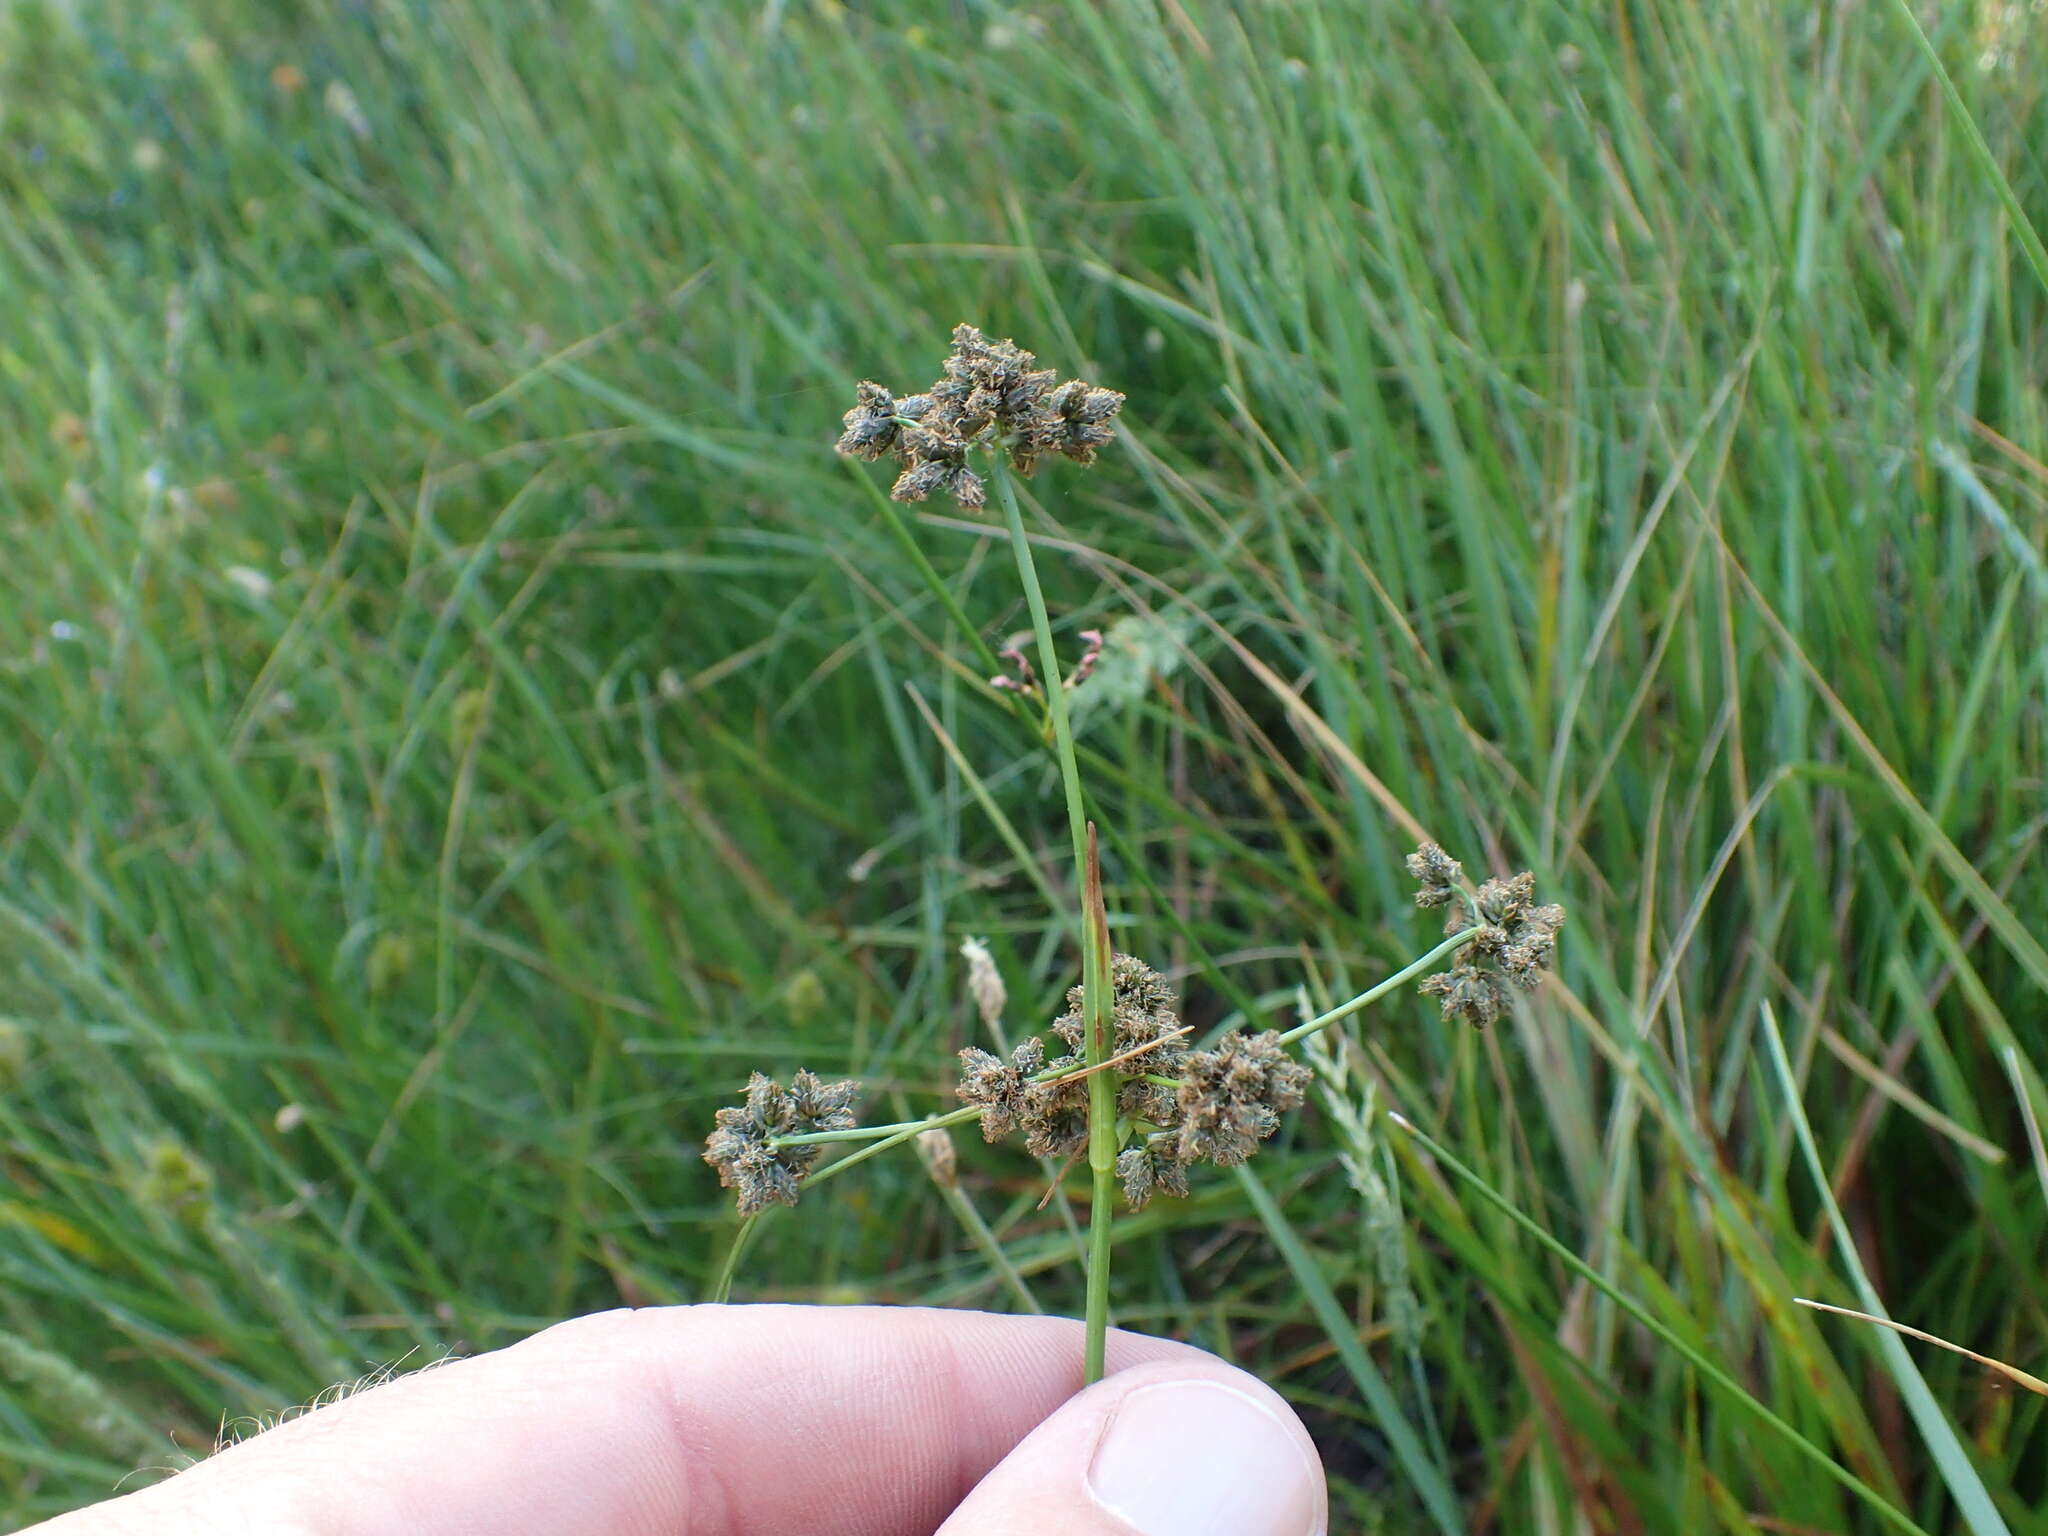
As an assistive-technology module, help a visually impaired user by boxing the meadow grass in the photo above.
[1,0,2045,1529]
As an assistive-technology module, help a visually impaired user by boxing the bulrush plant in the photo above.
[703,326,1566,1384]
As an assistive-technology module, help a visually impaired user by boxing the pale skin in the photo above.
[31,1305,1328,1536]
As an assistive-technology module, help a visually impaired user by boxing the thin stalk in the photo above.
[708,1214,760,1304]
[805,1104,986,1186]
[919,1130,1045,1316]
[773,1039,1178,1152]
[993,457,1116,1383]
[1081,827,1117,1383]
[855,468,1007,679]
[1275,931,1476,1046]
[1877,0,2048,302]
[773,1115,968,1147]
[992,460,1092,880]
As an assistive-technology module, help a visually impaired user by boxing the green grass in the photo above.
[2,0,2045,1528]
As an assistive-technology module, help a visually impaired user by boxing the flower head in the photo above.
[835,381,917,462]
[956,1034,1093,1160]
[934,324,1058,440]
[1052,955,1188,1127]
[1444,873,1565,986]
[1419,963,1513,1028]
[952,950,1314,1206]
[1052,952,1184,1063]
[703,1069,859,1215]
[888,425,985,509]
[956,1036,1046,1142]
[834,324,1124,509]
[1173,1029,1310,1167]
[1411,844,1566,1025]
[1017,1066,1092,1161]
[1040,379,1125,467]
[1405,842,1463,908]
[1116,1135,1192,1210]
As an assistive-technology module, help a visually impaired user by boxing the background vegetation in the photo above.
[2,0,2045,1528]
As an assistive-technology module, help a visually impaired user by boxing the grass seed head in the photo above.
[958,935,1008,1035]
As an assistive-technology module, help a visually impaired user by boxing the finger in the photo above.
[32,1305,1234,1536]
[937,1356,1326,1536]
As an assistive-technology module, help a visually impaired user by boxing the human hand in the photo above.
[31,1305,1327,1535]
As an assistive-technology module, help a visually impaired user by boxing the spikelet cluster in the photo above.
[834,324,1125,510]
[1408,843,1566,1027]
[702,1070,860,1216]
[956,953,1309,1211]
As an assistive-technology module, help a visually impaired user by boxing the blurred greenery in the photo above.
[1,0,2045,1528]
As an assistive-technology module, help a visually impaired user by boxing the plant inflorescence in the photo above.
[708,327,1565,1386]
[702,1069,860,1217]
[705,832,1563,1264]
[834,323,1125,510]
[1409,844,1567,1028]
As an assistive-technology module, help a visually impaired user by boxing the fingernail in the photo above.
[1088,1378,1324,1536]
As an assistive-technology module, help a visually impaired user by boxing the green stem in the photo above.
[1085,1151,1115,1373]
[804,1104,986,1187]
[919,1132,1045,1317]
[856,468,1007,680]
[993,458,1117,1383]
[772,1049,1133,1151]
[773,1116,958,1147]
[1080,830,1118,1383]
[1275,931,1477,1047]
[992,460,1091,879]
[708,1213,760,1303]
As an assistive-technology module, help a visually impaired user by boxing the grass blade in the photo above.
[1759,1003,2011,1536]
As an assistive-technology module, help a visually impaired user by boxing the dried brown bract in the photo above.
[703,1069,860,1216]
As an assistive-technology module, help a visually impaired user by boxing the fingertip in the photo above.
[938,1355,1327,1536]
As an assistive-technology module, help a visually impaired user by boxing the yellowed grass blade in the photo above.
[1794,1298,2048,1397]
